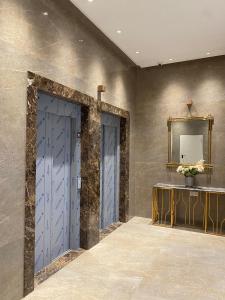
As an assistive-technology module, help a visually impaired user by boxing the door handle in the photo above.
[77,177,82,190]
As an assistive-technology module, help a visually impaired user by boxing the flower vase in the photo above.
[185,176,194,187]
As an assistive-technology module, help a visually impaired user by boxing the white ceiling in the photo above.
[71,0,225,68]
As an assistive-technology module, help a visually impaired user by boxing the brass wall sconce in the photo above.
[97,85,106,101]
[187,99,193,111]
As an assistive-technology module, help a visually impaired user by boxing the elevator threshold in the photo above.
[34,248,85,287]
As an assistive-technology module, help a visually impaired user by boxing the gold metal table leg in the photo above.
[171,189,175,227]
[205,192,208,233]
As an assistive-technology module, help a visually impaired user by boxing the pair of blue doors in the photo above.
[35,95,120,273]
[100,113,120,229]
[35,93,81,273]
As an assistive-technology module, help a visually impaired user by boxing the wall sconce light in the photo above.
[187,99,193,111]
[97,85,106,101]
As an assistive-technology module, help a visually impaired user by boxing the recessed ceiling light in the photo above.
[206,52,211,56]
[88,0,94,2]
[116,30,122,34]
[136,51,140,54]
[169,58,173,61]
[78,39,84,43]
[42,11,48,16]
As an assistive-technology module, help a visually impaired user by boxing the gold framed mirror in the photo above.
[167,115,214,169]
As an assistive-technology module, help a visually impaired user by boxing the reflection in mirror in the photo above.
[180,135,203,164]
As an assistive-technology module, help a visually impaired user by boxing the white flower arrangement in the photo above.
[176,160,205,177]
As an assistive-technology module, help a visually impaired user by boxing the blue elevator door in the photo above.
[51,114,71,261]
[100,113,120,229]
[35,93,81,273]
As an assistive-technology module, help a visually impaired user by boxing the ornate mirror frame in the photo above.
[166,115,214,169]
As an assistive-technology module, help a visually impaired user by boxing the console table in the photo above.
[152,183,225,235]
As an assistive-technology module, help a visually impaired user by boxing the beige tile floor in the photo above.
[24,217,225,300]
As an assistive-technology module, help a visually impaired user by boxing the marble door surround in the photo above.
[24,72,130,296]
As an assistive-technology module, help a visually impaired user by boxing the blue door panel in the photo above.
[70,116,81,249]
[35,111,46,272]
[35,92,81,273]
[100,113,120,229]
[102,126,116,228]
[43,112,53,268]
[51,114,71,261]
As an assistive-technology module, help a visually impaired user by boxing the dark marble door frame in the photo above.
[24,72,130,296]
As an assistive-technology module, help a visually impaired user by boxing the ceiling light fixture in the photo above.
[116,30,122,34]
[42,11,48,16]
[88,0,94,2]
[169,58,173,61]
[206,52,211,56]
[136,51,140,54]
[78,39,84,43]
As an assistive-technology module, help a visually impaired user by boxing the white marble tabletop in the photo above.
[154,183,225,193]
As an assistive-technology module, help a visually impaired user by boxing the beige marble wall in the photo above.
[0,0,136,299]
[135,56,225,217]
